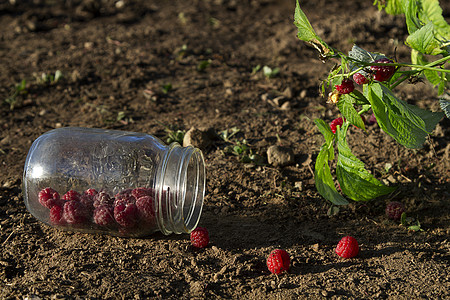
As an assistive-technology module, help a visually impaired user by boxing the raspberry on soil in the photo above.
[266,249,290,275]
[330,117,344,134]
[385,201,405,220]
[114,202,138,228]
[190,227,209,249]
[63,200,88,225]
[38,187,61,209]
[370,58,396,82]
[335,78,355,94]
[335,236,359,258]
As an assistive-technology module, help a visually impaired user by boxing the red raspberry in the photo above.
[335,236,359,258]
[330,117,344,134]
[38,187,61,209]
[114,189,136,206]
[114,202,138,228]
[132,187,154,199]
[80,190,97,211]
[335,78,354,94]
[190,227,209,249]
[136,195,155,223]
[84,188,98,197]
[94,204,115,227]
[266,249,290,275]
[49,205,65,225]
[62,190,81,201]
[370,58,395,82]
[63,200,88,225]
[367,113,377,125]
[385,201,405,220]
[93,191,113,208]
[353,72,370,85]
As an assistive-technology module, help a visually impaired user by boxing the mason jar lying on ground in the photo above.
[23,127,206,237]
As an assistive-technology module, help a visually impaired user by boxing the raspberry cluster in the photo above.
[38,186,157,234]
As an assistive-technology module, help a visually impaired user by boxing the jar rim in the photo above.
[155,143,206,235]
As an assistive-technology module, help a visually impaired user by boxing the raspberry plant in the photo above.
[294,0,449,206]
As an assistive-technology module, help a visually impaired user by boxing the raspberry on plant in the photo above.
[190,227,209,249]
[353,72,370,85]
[94,204,115,227]
[63,200,88,225]
[136,195,155,223]
[330,117,344,134]
[335,236,359,258]
[266,249,290,275]
[38,187,61,209]
[367,113,377,125]
[335,78,355,94]
[49,205,65,225]
[370,58,396,82]
[114,202,138,228]
[62,190,81,201]
[385,201,405,220]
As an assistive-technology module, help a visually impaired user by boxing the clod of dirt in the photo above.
[267,145,295,167]
[183,127,216,150]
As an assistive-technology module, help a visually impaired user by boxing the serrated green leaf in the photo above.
[315,119,334,146]
[404,0,421,34]
[314,145,349,206]
[385,0,404,15]
[348,45,386,65]
[335,123,396,201]
[294,0,331,56]
[420,0,450,40]
[337,94,366,130]
[365,83,444,148]
[439,98,450,118]
[349,90,371,105]
[406,22,444,55]
[411,50,442,85]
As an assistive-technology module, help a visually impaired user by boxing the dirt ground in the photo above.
[1,0,449,299]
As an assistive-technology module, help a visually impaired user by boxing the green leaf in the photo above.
[365,83,444,148]
[348,45,386,64]
[349,90,371,105]
[410,50,442,86]
[406,22,444,55]
[294,0,331,56]
[314,145,349,205]
[406,22,443,55]
[373,0,404,15]
[420,0,450,40]
[403,0,421,34]
[385,0,404,15]
[439,96,450,118]
[335,124,397,201]
[315,119,334,145]
[337,94,366,130]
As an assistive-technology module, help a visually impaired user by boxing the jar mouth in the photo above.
[155,143,206,235]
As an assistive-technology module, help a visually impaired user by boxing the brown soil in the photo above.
[1,0,449,299]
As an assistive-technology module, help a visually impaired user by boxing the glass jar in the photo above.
[22,127,206,237]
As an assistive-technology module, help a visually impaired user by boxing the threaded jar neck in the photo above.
[155,143,206,235]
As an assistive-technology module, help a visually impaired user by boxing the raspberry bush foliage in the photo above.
[294,0,449,206]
